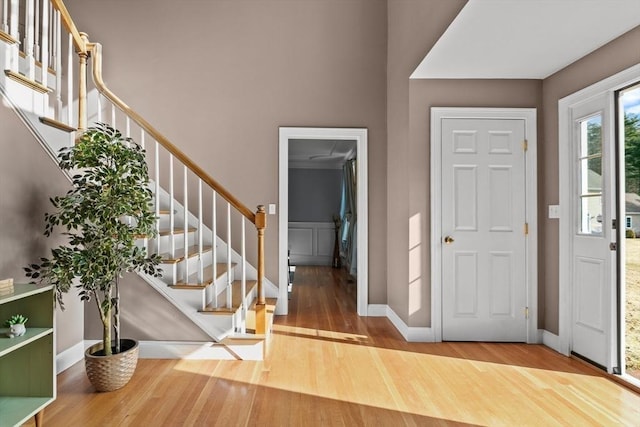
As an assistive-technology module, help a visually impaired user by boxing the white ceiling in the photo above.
[411,0,640,79]
[288,139,356,169]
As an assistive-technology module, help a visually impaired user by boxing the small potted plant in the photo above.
[5,314,28,338]
[25,123,162,391]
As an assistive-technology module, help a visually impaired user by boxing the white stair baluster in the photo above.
[8,0,19,71]
[2,0,8,33]
[54,10,62,120]
[197,179,204,310]
[169,155,175,271]
[183,165,189,286]
[227,202,232,309]
[212,191,217,308]
[140,131,148,254]
[241,218,246,334]
[40,0,48,112]
[96,93,102,122]
[24,0,35,80]
[110,103,116,129]
[154,140,160,256]
[198,179,203,283]
[125,116,130,137]
[33,0,39,62]
[66,33,72,126]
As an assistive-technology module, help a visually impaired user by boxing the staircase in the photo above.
[0,0,277,360]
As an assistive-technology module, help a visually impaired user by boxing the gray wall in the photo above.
[0,102,84,354]
[65,0,388,334]
[289,168,342,222]
[5,0,635,344]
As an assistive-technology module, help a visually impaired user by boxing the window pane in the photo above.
[580,158,602,195]
[580,195,602,234]
[580,115,602,158]
[578,114,603,235]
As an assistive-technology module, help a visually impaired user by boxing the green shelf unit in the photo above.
[0,284,55,427]
[0,397,52,427]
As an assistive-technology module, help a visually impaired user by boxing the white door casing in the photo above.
[558,65,640,372]
[278,127,368,316]
[559,64,640,373]
[431,108,538,343]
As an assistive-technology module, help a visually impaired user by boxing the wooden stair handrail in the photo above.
[86,41,257,224]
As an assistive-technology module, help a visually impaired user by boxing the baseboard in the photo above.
[56,341,85,374]
[541,330,561,353]
[367,304,387,317]
[382,305,435,342]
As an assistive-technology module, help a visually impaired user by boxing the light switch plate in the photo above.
[268,204,276,215]
[548,205,560,219]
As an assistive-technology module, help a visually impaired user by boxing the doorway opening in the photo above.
[278,128,368,316]
[619,83,640,382]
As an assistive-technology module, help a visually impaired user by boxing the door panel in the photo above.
[570,94,615,367]
[441,118,527,341]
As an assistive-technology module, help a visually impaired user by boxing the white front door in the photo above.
[440,118,528,341]
[569,94,616,367]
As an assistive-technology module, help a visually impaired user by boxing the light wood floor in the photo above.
[30,266,640,426]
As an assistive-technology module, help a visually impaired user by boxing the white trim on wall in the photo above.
[558,63,640,361]
[430,107,538,343]
[278,127,368,316]
[55,341,85,374]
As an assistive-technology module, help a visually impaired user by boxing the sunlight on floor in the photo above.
[171,332,640,426]
[272,324,369,342]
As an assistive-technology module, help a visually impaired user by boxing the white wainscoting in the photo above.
[288,222,335,265]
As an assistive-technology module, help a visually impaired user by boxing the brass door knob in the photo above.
[444,236,454,244]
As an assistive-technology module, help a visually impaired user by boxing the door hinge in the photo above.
[524,223,529,235]
[525,307,529,319]
[522,139,528,151]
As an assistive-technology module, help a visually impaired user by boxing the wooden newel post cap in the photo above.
[255,205,266,229]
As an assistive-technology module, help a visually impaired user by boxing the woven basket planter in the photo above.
[85,339,139,392]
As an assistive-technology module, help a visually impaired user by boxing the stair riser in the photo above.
[162,259,230,286]
[152,233,197,253]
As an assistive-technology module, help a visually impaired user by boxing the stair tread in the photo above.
[39,116,76,133]
[169,263,235,289]
[159,245,213,264]
[0,30,18,45]
[199,279,258,313]
[4,69,51,93]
